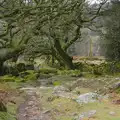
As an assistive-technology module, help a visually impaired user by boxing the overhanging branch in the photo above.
[63,25,81,51]
[82,0,108,23]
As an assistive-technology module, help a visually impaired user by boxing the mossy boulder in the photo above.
[96,62,120,74]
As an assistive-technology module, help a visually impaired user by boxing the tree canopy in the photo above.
[101,0,120,60]
[0,0,107,70]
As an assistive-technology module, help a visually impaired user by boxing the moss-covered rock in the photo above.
[93,62,120,75]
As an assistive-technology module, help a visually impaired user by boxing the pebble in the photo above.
[76,92,100,104]
[77,110,97,120]
[109,111,115,116]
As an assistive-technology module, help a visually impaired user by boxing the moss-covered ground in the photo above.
[38,85,120,120]
[1,66,120,120]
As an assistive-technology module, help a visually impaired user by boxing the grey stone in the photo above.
[37,79,52,86]
[76,92,99,104]
[77,110,97,120]
[112,82,120,89]
[109,111,115,116]
[54,86,70,93]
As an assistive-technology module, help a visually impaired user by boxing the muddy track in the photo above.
[17,88,51,120]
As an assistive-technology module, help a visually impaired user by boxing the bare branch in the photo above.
[63,25,81,51]
[82,0,108,23]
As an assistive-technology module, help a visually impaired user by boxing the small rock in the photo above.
[43,109,51,114]
[77,110,97,120]
[54,86,70,93]
[109,111,115,116]
[37,79,52,86]
[40,86,52,89]
[28,101,34,106]
[76,92,100,104]
[53,91,77,99]
[47,96,56,102]
[72,87,81,95]
[112,99,120,104]
[20,87,36,91]
[112,82,120,90]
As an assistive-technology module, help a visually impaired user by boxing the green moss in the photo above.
[0,112,16,120]
[92,66,103,75]
[114,87,120,94]
[7,102,17,116]
[77,56,104,61]
[57,70,82,77]
[0,75,22,82]
[74,61,120,75]
[21,70,38,82]
[39,68,57,74]
[98,62,120,74]
[53,81,62,86]
[24,73,37,81]
[0,70,38,83]
[51,98,81,114]
[0,112,8,120]
[56,116,75,120]
[83,73,103,79]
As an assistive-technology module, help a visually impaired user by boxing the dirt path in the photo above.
[17,88,51,120]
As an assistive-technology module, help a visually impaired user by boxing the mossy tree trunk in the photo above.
[54,39,74,69]
[0,61,4,75]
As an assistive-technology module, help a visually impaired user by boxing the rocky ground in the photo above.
[17,87,52,120]
[1,75,120,120]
